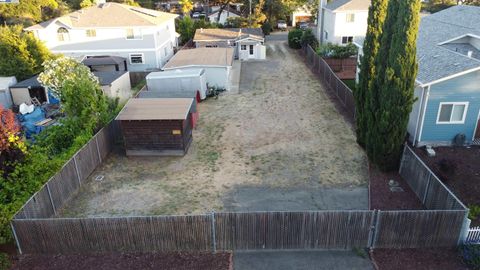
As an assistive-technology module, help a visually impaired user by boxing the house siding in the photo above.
[419,70,480,144]
[318,9,368,45]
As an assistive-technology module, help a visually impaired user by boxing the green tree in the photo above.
[177,16,195,44]
[366,0,421,171]
[287,28,302,48]
[355,0,389,147]
[0,0,58,25]
[79,0,94,8]
[0,25,52,80]
[38,57,112,131]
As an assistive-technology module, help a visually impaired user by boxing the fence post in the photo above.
[73,155,82,186]
[46,182,57,216]
[422,174,432,205]
[95,135,102,163]
[211,211,216,253]
[371,210,382,249]
[368,210,379,249]
[458,212,471,245]
[10,222,23,255]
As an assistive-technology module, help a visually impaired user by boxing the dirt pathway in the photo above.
[60,40,369,217]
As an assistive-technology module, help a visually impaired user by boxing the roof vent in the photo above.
[467,50,473,58]
[433,55,439,58]
[200,28,203,33]
[453,62,460,66]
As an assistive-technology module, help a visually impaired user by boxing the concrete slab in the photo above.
[223,186,369,211]
[234,250,374,270]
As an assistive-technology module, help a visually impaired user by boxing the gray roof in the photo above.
[416,5,480,85]
[82,56,126,66]
[11,71,126,88]
[324,0,370,12]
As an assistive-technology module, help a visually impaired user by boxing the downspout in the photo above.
[417,85,431,145]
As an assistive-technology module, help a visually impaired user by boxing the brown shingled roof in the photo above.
[27,3,178,29]
[116,98,193,120]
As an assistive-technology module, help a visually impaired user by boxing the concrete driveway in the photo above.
[234,250,374,270]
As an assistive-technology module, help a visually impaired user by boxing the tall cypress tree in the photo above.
[355,0,389,147]
[366,0,421,171]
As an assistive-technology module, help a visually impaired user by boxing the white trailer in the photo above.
[146,69,208,100]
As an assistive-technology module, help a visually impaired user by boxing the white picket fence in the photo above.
[467,227,480,243]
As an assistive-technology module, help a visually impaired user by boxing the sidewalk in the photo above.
[234,250,374,270]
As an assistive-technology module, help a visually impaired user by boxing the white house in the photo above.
[193,28,265,60]
[0,77,17,109]
[163,47,234,90]
[26,2,179,71]
[208,7,241,25]
[317,0,370,46]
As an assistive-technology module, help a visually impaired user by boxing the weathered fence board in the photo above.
[400,145,466,210]
[17,187,55,219]
[47,160,80,210]
[303,45,355,120]
[12,215,213,254]
[215,211,373,250]
[373,210,466,248]
[75,139,101,181]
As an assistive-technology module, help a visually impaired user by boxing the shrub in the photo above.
[469,204,480,221]
[261,21,272,35]
[461,243,480,270]
[437,158,456,176]
[317,43,358,58]
[0,253,11,270]
[288,29,303,49]
[301,28,318,49]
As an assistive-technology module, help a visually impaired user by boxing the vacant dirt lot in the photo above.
[60,38,369,217]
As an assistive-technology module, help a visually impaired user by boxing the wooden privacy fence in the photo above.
[399,145,467,211]
[10,123,470,254]
[14,121,121,220]
[11,209,467,254]
[301,45,356,121]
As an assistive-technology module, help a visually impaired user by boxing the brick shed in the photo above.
[116,98,194,156]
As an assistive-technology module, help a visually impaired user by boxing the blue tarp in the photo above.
[19,107,46,138]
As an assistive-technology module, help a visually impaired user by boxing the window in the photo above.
[206,45,218,48]
[241,45,247,50]
[129,53,144,64]
[324,31,328,40]
[341,36,353,44]
[437,102,468,124]
[86,29,96,37]
[126,28,142,39]
[57,27,69,42]
[346,13,355,23]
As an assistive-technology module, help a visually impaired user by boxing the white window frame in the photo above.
[436,102,469,124]
[86,29,96,38]
[129,53,145,65]
[241,45,247,50]
[125,28,143,40]
[346,13,355,23]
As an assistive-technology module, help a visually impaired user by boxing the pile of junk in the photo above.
[15,92,62,139]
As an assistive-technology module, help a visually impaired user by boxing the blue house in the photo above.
[407,6,480,147]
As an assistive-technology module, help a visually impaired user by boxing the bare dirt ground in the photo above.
[59,38,369,217]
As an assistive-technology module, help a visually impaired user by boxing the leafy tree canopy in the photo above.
[0,25,52,80]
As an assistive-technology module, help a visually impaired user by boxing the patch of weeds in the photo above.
[469,204,480,221]
[352,247,368,259]
[196,122,225,169]
[0,253,11,270]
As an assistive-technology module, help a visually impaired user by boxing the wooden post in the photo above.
[10,222,23,255]
[95,135,102,162]
[73,155,82,186]
[46,182,57,216]
[211,211,216,253]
